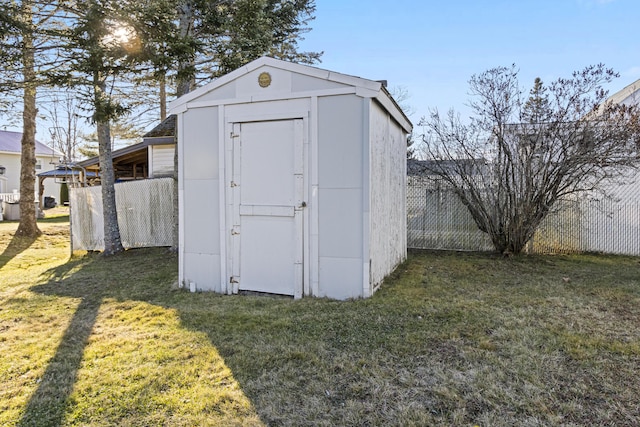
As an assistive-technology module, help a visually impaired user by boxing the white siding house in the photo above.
[169,57,411,300]
[77,115,176,181]
[0,130,61,202]
[149,144,175,177]
[599,77,640,204]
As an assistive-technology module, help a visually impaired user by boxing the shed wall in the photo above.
[317,94,365,299]
[174,58,410,299]
[181,106,222,292]
[369,101,407,287]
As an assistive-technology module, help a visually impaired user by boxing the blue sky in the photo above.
[6,0,638,142]
[299,0,640,124]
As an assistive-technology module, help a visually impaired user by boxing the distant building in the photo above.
[77,115,176,182]
[0,130,62,201]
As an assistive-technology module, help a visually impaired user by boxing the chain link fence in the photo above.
[532,197,640,255]
[70,177,174,251]
[67,174,639,255]
[407,177,493,251]
[408,177,640,256]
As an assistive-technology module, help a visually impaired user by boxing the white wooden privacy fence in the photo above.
[69,178,174,251]
[408,177,640,256]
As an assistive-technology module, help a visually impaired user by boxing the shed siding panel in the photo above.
[317,95,364,297]
[184,253,221,292]
[151,145,175,177]
[237,66,292,97]
[318,188,362,258]
[318,95,363,189]
[183,107,219,181]
[181,106,221,292]
[291,73,349,92]
[195,81,237,103]
[183,179,220,254]
[318,257,363,300]
[369,101,407,287]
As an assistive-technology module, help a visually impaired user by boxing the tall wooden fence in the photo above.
[69,178,174,251]
[408,177,640,255]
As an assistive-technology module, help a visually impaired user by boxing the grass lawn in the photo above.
[1,211,639,426]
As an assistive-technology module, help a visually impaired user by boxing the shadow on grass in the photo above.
[19,257,103,427]
[18,297,101,427]
[25,250,266,426]
[0,234,38,270]
[26,248,384,426]
[24,248,459,426]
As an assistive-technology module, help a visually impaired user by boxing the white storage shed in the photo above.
[169,57,412,300]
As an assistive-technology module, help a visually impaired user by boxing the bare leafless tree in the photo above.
[43,91,82,163]
[420,64,640,255]
[389,85,416,158]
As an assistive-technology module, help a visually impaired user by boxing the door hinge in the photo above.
[230,276,239,284]
[231,227,240,235]
[230,132,240,139]
[230,181,238,187]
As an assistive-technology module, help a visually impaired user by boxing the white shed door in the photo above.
[231,119,304,297]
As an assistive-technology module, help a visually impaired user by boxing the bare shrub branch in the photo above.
[420,64,640,254]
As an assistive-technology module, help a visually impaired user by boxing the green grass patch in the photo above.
[1,222,639,426]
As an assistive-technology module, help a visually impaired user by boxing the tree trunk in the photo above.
[176,0,195,96]
[170,123,179,253]
[159,72,167,121]
[15,1,41,238]
[95,77,123,255]
[170,0,195,253]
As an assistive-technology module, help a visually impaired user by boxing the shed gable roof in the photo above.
[169,56,412,133]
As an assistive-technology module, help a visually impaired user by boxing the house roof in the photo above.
[143,114,176,138]
[78,140,148,169]
[168,56,412,133]
[78,133,174,169]
[0,130,62,156]
[606,78,640,107]
[78,115,176,170]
